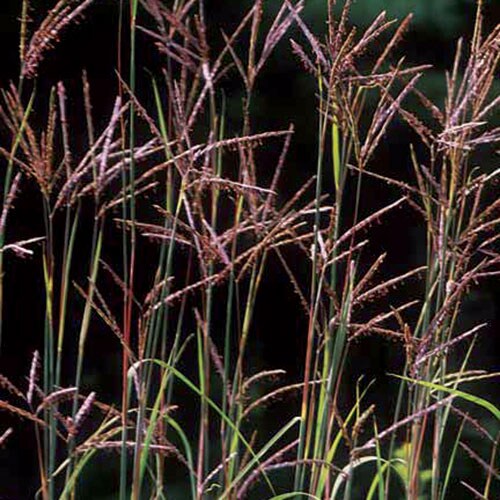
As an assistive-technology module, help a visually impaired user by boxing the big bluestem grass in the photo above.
[0,0,498,499]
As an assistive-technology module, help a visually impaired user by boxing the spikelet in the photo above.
[22,0,97,79]
[27,350,40,406]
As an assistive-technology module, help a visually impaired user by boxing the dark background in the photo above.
[0,0,499,498]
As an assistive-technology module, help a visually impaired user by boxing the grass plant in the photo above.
[0,0,498,499]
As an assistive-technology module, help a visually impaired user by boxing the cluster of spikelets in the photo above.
[0,0,499,499]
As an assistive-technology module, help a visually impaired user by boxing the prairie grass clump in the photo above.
[0,0,498,499]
